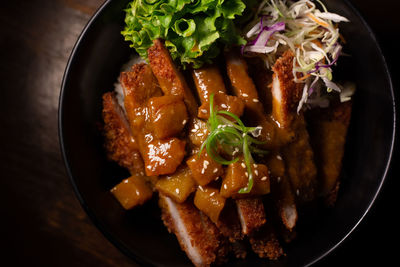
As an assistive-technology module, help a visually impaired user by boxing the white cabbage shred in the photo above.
[242,0,355,112]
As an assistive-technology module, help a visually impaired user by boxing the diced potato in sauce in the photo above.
[155,166,196,203]
[186,150,224,186]
[221,159,270,199]
[194,186,226,224]
[148,95,188,139]
[188,118,209,148]
[111,176,153,210]
[143,137,186,176]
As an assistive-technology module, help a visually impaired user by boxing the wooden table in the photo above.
[0,0,398,266]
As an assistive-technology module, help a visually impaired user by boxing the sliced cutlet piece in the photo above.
[159,194,228,267]
[271,49,304,129]
[306,101,352,206]
[192,64,228,103]
[236,198,267,236]
[247,57,274,115]
[224,52,274,238]
[215,200,247,259]
[148,39,198,116]
[192,64,245,119]
[199,212,230,265]
[191,65,247,258]
[249,223,285,260]
[281,113,317,203]
[271,50,318,203]
[102,92,145,176]
[225,52,298,230]
[120,63,186,176]
[266,152,298,231]
[225,51,298,150]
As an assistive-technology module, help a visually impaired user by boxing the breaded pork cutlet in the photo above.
[189,64,248,259]
[225,51,278,149]
[148,39,198,116]
[271,50,304,129]
[271,50,318,203]
[249,223,285,260]
[227,53,297,232]
[306,101,352,206]
[102,92,145,176]
[120,63,187,176]
[215,200,247,259]
[159,194,228,267]
[236,198,267,236]
[266,152,298,231]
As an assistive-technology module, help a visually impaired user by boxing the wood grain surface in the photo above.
[0,0,398,266]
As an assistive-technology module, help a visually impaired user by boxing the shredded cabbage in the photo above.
[242,0,353,112]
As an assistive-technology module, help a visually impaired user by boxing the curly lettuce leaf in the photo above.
[121,0,247,68]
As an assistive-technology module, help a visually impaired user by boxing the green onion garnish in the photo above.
[198,94,268,193]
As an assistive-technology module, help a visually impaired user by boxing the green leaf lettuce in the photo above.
[121,0,247,68]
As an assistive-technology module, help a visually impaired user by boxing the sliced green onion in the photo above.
[198,94,268,193]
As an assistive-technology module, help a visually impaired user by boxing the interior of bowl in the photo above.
[59,0,395,266]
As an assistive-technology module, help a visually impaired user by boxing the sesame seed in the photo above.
[210,192,215,197]
[221,103,227,108]
[182,119,187,125]
[215,176,220,181]
[276,155,282,160]
[213,168,218,173]
[261,176,267,181]
[175,188,180,194]
[252,98,259,102]
[201,168,205,174]
[203,161,209,170]
[242,93,249,97]
[218,90,224,94]
[199,185,204,191]
[296,189,300,196]
[191,129,197,133]
[147,165,152,169]
[201,109,207,114]
[253,163,258,168]
[197,133,203,136]
[277,177,281,182]
[242,133,246,137]
[245,172,249,177]
[124,179,129,183]
[241,163,246,168]
[223,184,227,190]
[194,124,199,129]
[254,170,259,176]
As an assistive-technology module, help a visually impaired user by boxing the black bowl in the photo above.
[59,0,395,266]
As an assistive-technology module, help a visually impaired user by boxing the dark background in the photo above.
[0,0,398,266]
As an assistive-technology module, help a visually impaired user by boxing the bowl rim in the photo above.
[58,0,396,266]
